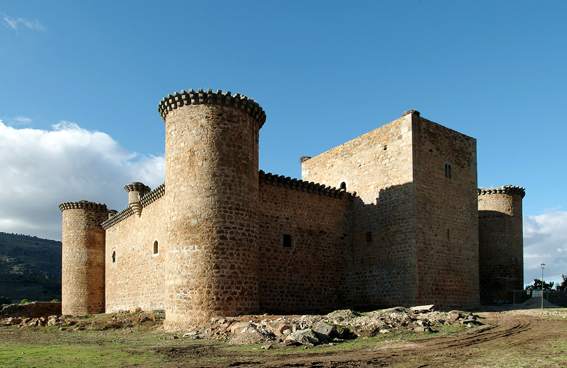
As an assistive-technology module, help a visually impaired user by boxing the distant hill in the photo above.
[0,232,61,304]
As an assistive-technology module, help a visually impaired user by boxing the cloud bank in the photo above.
[0,121,164,240]
[524,211,567,286]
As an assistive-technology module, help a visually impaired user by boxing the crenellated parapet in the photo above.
[101,207,134,230]
[140,183,165,207]
[158,89,266,127]
[259,170,350,199]
[59,200,107,212]
[478,185,525,198]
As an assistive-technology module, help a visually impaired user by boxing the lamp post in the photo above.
[541,263,546,310]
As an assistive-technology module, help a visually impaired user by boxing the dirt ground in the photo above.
[1,308,566,367]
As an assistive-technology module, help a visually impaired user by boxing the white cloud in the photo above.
[2,15,45,31]
[524,211,567,286]
[0,120,164,240]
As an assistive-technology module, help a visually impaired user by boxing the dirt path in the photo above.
[227,312,563,367]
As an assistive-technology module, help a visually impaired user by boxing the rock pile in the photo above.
[181,306,483,346]
[0,305,484,347]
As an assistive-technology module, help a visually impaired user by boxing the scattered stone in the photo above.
[284,329,320,346]
[261,343,273,350]
[311,321,336,341]
[410,305,435,313]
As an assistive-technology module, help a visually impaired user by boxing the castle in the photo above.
[59,89,525,330]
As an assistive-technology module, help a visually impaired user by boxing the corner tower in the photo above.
[478,186,525,304]
[59,200,108,315]
[158,89,266,329]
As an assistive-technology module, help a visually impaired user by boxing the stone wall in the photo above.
[104,191,167,312]
[412,116,480,307]
[478,187,524,304]
[301,114,417,307]
[257,173,350,313]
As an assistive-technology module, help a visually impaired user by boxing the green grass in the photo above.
[0,343,159,368]
[0,323,468,368]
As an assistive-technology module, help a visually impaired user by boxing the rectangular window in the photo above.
[366,231,373,243]
[444,163,452,179]
[282,234,292,248]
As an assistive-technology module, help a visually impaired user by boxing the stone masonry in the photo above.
[59,89,525,329]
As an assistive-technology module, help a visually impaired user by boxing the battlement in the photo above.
[158,89,266,126]
[259,170,349,199]
[58,200,108,212]
[140,183,165,207]
[478,185,526,198]
[101,206,134,230]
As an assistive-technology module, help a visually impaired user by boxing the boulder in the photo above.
[311,321,336,341]
[229,322,274,345]
[284,329,320,346]
[410,305,435,313]
[447,310,463,322]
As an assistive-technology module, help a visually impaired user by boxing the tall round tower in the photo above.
[478,186,525,304]
[158,89,266,330]
[59,200,109,315]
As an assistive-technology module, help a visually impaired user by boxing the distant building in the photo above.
[59,89,524,330]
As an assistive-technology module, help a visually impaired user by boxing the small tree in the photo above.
[526,278,554,292]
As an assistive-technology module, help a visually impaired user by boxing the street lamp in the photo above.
[541,263,546,310]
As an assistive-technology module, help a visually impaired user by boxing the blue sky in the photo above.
[1,1,566,284]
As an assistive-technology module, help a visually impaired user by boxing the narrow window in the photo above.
[153,241,159,255]
[339,182,347,191]
[112,251,116,263]
[444,163,452,179]
[366,231,373,243]
[447,229,450,241]
[282,234,292,248]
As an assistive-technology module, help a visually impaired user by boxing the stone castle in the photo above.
[59,89,525,330]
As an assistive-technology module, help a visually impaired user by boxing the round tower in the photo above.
[478,186,525,304]
[59,200,109,315]
[158,89,266,329]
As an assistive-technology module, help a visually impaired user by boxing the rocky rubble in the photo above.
[0,305,484,347]
[0,309,163,330]
[180,306,484,347]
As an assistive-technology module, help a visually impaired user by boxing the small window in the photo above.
[153,241,159,255]
[447,229,450,241]
[112,251,116,263]
[282,234,292,248]
[444,163,452,179]
[339,182,347,191]
[366,231,373,243]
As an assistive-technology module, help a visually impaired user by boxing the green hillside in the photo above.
[0,232,61,304]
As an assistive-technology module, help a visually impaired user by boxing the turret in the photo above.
[158,89,266,329]
[59,200,109,315]
[478,185,525,304]
[124,182,150,216]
